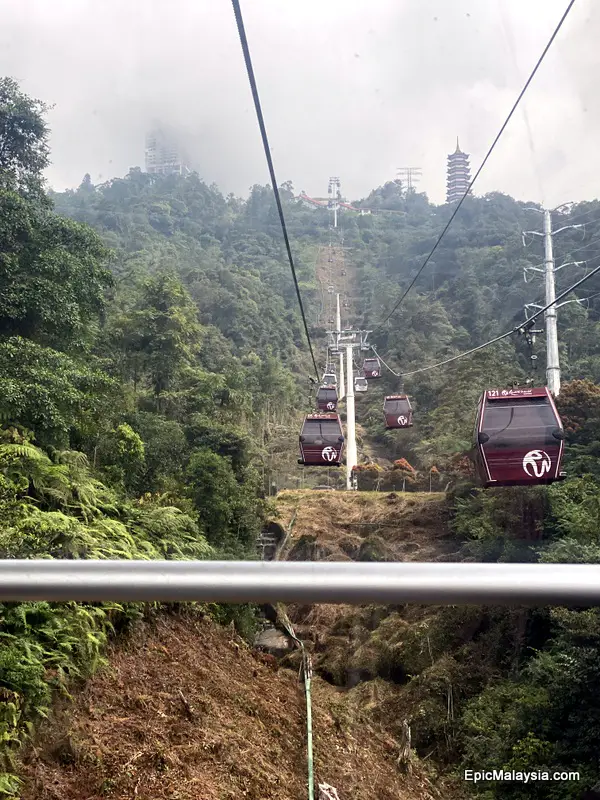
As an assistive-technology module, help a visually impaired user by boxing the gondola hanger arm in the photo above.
[553,223,585,236]
[554,260,586,272]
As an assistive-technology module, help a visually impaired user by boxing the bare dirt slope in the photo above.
[276,489,459,563]
[19,611,444,800]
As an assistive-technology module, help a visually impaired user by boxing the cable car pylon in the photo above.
[345,343,357,490]
[328,325,372,491]
[522,205,585,397]
[336,294,345,402]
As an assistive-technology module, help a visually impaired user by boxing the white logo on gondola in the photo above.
[371,371,379,377]
[522,450,551,478]
[397,415,407,426]
[321,447,338,462]
[326,402,335,410]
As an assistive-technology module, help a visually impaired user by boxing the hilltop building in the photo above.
[144,128,189,176]
[446,138,471,203]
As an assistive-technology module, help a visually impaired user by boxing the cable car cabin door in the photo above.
[475,388,565,487]
[317,385,338,412]
[383,396,413,429]
[299,415,344,466]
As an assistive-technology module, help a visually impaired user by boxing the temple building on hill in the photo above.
[144,127,190,176]
[446,138,471,203]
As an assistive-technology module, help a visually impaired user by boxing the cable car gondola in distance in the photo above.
[298,414,344,466]
[473,387,566,487]
[363,357,381,379]
[322,372,337,385]
[355,376,368,393]
[317,384,338,412]
[383,395,413,428]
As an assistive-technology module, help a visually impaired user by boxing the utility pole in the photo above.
[523,206,585,397]
[345,345,356,490]
[336,293,345,401]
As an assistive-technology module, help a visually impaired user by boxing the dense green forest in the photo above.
[2,75,600,798]
[0,77,328,795]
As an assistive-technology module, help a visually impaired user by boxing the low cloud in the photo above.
[0,0,595,205]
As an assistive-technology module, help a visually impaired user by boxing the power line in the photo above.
[563,205,600,225]
[399,260,600,378]
[555,233,600,261]
[522,233,600,315]
[231,0,320,380]
[374,0,578,332]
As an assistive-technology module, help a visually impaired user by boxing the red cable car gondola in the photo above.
[363,357,381,379]
[473,387,566,487]
[298,414,344,467]
[317,384,338,412]
[383,395,413,429]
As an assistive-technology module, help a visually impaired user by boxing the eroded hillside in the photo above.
[275,489,458,563]
[18,610,451,800]
[272,490,481,786]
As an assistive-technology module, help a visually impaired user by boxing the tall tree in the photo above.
[0,77,50,197]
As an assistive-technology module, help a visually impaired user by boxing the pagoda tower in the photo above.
[446,138,471,203]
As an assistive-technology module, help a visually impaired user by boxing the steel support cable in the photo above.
[370,346,401,378]
[277,609,315,800]
[373,0,577,332]
[520,234,600,314]
[231,0,320,381]
[400,260,600,378]
[553,233,600,261]
[271,515,315,800]
[563,205,600,225]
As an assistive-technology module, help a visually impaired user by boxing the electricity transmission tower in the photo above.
[396,167,422,192]
[522,206,585,396]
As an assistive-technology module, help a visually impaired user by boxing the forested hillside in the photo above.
[0,77,333,796]
[345,182,600,474]
[3,74,600,799]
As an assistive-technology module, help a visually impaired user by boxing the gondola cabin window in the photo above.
[384,398,411,415]
[302,420,341,440]
[301,420,324,437]
[481,398,558,448]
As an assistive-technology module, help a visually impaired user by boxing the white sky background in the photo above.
[0,0,596,206]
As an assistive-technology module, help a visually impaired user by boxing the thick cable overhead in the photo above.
[374,0,577,332]
[522,232,600,318]
[399,260,600,378]
[370,347,401,378]
[230,0,320,381]
[554,233,600,261]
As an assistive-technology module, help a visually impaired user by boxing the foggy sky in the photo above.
[0,0,596,206]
